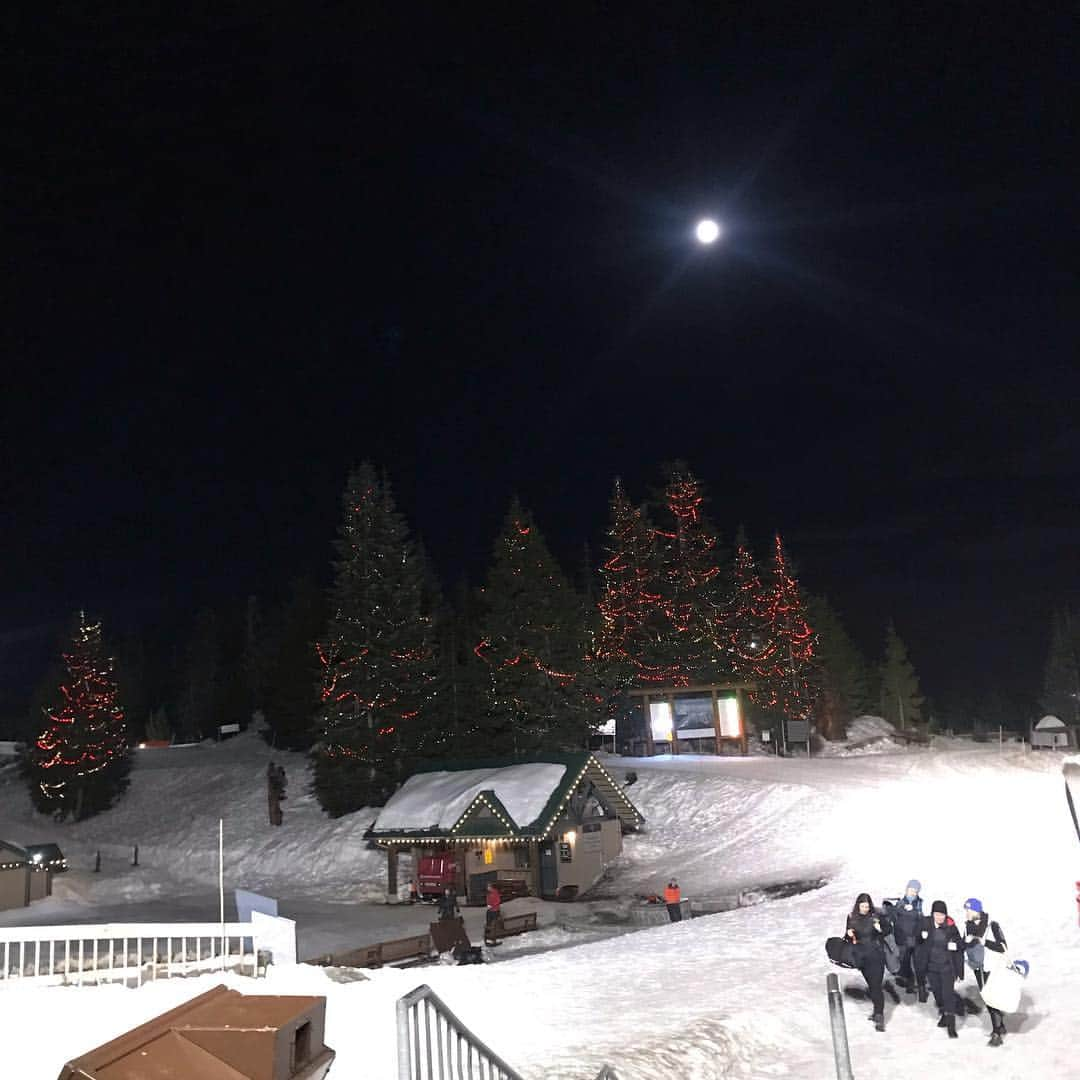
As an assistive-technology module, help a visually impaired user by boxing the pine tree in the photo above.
[177,608,220,741]
[722,529,777,681]
[752,535,821,726]
[655,463,727,683]
[476,498,601,755]
[437,579,490,756]
[313,463,442,815]
[262,576,326,750]
[879,622,924,730]
[593,477,670,689]
[25,612,131,821]
[1041,607,1080,723]
[805,594,870,741]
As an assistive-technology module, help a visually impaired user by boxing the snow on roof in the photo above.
[1035,714,1066,729]
[372,762,568,833]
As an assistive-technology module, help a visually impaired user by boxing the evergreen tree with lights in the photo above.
[751,535,821,731]
[476,497,601,755]
[879,621,924,731]
[654,463,728,683]
[312,463,443,816]
[722,528,776,682]
[593,477,670,690]
[1041,606,1080,724]
[25,612,131,821]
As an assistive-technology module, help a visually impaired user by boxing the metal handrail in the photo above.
[397,983,526,1080]
[396,984,620,1080]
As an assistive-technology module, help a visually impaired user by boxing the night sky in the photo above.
[4,9,1077,715]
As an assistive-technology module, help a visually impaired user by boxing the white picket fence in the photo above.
[0,912,296,988]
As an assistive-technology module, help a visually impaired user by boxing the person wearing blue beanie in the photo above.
[883,879,925,997]
[963,898,1009,1046]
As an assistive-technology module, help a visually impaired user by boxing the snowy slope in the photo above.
[1,734,1079,1078]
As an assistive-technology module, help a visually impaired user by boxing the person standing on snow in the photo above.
[664,879,682,922]
[845,892,892,1031]
[962,897,1009,1046]
[914,899,965,1038]
[884,879,925,996]
[436,887,459,921]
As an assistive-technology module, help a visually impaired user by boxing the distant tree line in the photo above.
[20,459,1074,822]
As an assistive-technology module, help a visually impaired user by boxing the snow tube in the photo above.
[826,936,857,968]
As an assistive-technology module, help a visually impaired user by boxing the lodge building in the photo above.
[366,752,644,902]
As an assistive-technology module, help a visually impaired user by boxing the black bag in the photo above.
[826,936,856,969]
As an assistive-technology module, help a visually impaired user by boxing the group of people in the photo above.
[837,880,1015,1046]
[434,883,502,930]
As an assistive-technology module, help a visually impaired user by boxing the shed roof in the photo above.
[368,752,643,841]
[1035,714,1068,730]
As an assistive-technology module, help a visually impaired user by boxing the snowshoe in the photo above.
[873,1012,885,1032]
[989,1031,1003,1047]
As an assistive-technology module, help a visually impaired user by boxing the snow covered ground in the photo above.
[1,731,1078,1078]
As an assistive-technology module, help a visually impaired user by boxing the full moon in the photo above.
[695,218,721,244]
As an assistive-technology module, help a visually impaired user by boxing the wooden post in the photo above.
[711,687,721,756]
[643,694,655,757]
[736,687,748,756]
[528,841,542,898]
[387,847,399,901]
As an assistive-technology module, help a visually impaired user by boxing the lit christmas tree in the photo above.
[752,535,821,725]
[654,463,726,684]
[593,477,672,688]
[476,497,601,754]
[26,612,131,821]
[723,529,777,679]
[313,463,442,816]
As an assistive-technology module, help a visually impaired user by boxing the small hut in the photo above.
[1031,714,1077,749]
[0,841,31,912]
[367,752,644,902]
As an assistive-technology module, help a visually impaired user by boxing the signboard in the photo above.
[558,842,572,863]
[234,889,278,922]
[786,719,810,743]
[219,723,241,736]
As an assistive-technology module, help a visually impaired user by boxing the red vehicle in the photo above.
[417,854,459,900]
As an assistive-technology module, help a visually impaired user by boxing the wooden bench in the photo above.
[484,911,538,945]
[313,932,432,969]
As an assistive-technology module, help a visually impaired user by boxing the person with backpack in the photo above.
[845,892,892,1031]
[883,879,925,997]
[962,897,1009,1046]
[914,899,965,1038]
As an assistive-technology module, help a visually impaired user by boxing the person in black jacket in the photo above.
[845,892,892,1031]
[962,897,1009,1046]
[883,878,925,996]
[436,887,459,921]
[914,899,965,1037]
